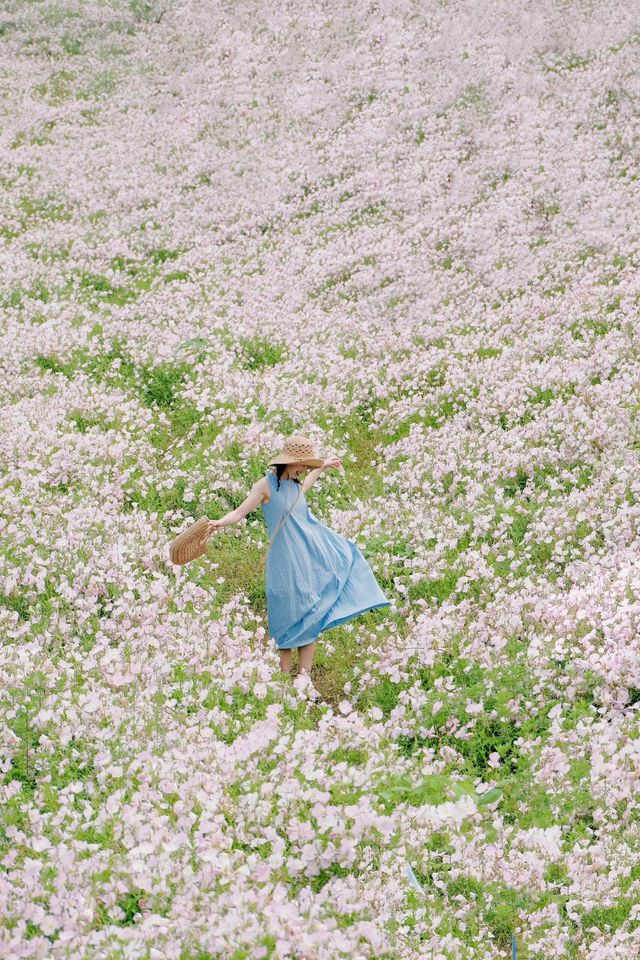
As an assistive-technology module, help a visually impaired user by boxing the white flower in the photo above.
[32,836,52,852]
[293,673,320,702]
[465,700,484,715]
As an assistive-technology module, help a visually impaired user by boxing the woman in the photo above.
[203,435,391,699]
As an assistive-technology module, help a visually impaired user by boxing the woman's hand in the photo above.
[201,518,225,543]
[321,457,343,472]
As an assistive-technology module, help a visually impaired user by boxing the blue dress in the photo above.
[260,470,391,649]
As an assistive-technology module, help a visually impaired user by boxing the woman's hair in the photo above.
[271,464,301,491]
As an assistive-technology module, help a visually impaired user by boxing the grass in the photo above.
[198,536,267,617]
[309,622,372,705]
[237,333,288,370]
[34,339,193,411]
[355,674,402,718]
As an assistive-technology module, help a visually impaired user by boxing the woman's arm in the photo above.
[301,467,324,494]
[302,458,342,493]
[205,478,267,535]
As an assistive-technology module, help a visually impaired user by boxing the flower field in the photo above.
[2,1,640,957]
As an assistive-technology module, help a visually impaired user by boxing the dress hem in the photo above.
[320,600,391,634]
[273,600,391,650]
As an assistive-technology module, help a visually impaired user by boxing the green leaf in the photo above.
[178,337,210,351]
[477,786,503,806]
[450,780,476,799]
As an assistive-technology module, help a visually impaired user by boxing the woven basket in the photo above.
[169,516,210,565]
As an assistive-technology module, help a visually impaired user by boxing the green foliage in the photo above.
[199,537,267,617]
[154,668,280,743]
[237,334,287,370]
[580,899,634,936]
[35,70,76,104]
[139,360,188,408]
[313,402,390,516]
[61,33,83,55]
[147,403,218,456]
[93,888,146,929]
[455,714,520,774]
[130,0,166,23]
[408,567,462,606]
[66,410,118,434]
[315,202,389,246]
[2,670,50,799]
[0,591,30,621]
[499,467,529,497]
[125,477,195,519]
[116,889,144,925]
[543,52,591,74]
[78,271,144,305]
[34,340,193,415]
[356,675,401,718]
[570,315,614,340]
[375,772,478,811]
[309,266,354,300]
[457,83,487,109]
[409,866,567,952]
[149,247,181,264]
[307,863,354,892]
[380,389,468,446]
[312,624,374,705]
[476,345,502,359]
[329,746,366,766]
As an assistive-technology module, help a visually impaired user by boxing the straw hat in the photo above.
[268,435,325,469]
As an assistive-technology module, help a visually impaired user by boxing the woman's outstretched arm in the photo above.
[203,478,267,537]
[302,457,342,494]
[301,467,324,494]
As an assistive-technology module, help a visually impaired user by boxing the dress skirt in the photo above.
[260,470,391,649]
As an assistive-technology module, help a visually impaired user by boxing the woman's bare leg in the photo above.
[298,641,316,674]
[278,648,292,674]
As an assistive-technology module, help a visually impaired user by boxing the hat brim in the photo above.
[268,457,325,468]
